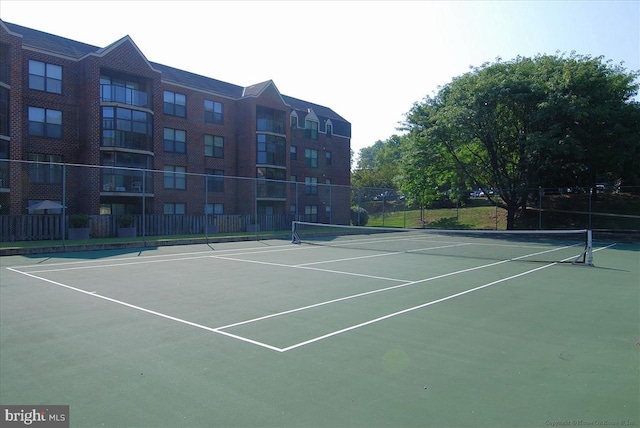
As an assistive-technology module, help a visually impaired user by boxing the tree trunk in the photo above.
[506,201,518,230]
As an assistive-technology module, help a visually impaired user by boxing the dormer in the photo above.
[304,109,319,139]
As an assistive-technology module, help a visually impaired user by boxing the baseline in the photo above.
[4,243,614,353]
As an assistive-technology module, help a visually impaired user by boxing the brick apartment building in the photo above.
[0,20,351,226]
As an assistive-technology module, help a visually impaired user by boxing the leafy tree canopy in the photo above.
[352,135,406,198]
[402,53,640,229]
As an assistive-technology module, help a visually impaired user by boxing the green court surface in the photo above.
[0,235,638,427]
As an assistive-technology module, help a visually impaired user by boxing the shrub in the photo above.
[69,214,89,228]
[117,214,135,228]
[350,206,369,226]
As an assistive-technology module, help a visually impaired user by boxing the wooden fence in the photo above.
[0,214,294,242]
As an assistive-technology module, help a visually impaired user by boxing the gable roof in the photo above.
[150,62,244,99]
[283,95,349,124]
[3,22,99,58]
[242,81,274,98]
[3,20,350,135]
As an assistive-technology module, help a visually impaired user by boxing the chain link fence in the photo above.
[0,159,638,242]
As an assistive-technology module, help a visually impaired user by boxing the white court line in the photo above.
[277,243,616,351]
[213,242,579,331]
[212,255,409,282]
[5,242,612,353]
[213,258,512,330]
[311,233,553,250]
[293,242,471,267]
[11,245,304,274]
[5,267,284,352]
[280,263,555,352]
[212,241,583,293]
[5,241,296,271]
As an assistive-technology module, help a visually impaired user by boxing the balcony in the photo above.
[102,130,153,152]
[257,180,286,199]
[100,84,149,108]
[0,63,8,86]
[257,118,285,135]
[102,171,153,195]
[0,161,8,190]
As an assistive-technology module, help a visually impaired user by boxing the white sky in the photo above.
[1,1,639,160]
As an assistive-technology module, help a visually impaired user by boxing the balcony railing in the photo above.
[0,161,8,188]
[0,63,8,85]
[257,180,286,199]
[100,84,149,108]
[257,119,285,134]
[101,171,153,194]
[102,130,153,152]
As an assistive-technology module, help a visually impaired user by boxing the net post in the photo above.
[572,229,594,266]
[586,229,594,266]
[291,221,300,244]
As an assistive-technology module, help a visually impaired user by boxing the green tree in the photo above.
[404,54,639,229]
[352,135,406,203]
[356,140,386,170]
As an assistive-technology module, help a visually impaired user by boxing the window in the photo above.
[0,87,8,136]
[101,152,152,193]
[304,205,318,222]
[326,122,333,136]
[290,114,298,128]
[257,106,285,133]
[326,151,332,165]
[28,107,62,139]
[257,134,286,166]
[0,45,8,86]
[257,167,286,198]
[204,135,224,158]
[290,146,297,161]
[305,119,318,139]
[100,75,147,107]
[305,176,318,195]
[164,165,186,189]
[205,169,224,192]
[204,100,224,124]
[29,60,62,94]
[164,203,186,215]
[0,140,8,159]
[163,90,186,117]
[28,153,62,183]
[305,149,318,167]
[164,128,186,153]
[102,106,152,150]
[205,203,224,215]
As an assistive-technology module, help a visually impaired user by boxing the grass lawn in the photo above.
[367,205,507,229]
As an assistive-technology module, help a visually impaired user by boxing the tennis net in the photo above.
[291,221,593,265]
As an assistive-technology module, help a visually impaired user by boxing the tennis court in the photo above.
[1,225,638,427]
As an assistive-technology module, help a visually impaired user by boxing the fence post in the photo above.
[538,186,542,230]
[62,164,66,247]
[329,183,332,224]
[589,187,593,230]
[204,171,208,241]
[142,169,146,241]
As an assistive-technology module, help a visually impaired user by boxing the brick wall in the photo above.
[1,21,351,223]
